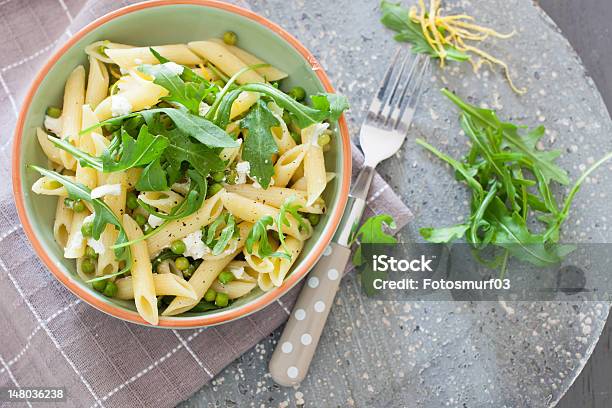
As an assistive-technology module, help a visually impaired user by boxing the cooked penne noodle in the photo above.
[123,214,158,325]
[32,175,74,196]
[257,272,274,292]
[146,191,224,255]
[138,190,184,213]
[59,65,86,170]
[64,211,89,259]
[273,144,306,187]
[162,222,251,316]
[302,124,328,206]
[85,41,133,64]
[105,44,201,69]
[211,280,257,299]
[103,172,127,218]
[291,172,336,191]
[114,273,197,300]
[96,225,119,277]
[94,76,168,121]
[225,184,325,214]
[269,237,303,286]
[76,105,99,190]
[221,192,312,240]
[243,242,275,274]
[36,127,63,165]
[268,102,296,155]
[187,41,265,84]
[230,91,259,119]
[53,196,73,247]
[85,56,109,109]
[209,38,288,81]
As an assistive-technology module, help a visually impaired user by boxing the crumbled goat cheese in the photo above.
[229,265,246,279]
[163,62,184,75]
[148,214,165,228]
[111,95,132,117]
[44,115,62,135]
[199,101,212,116]
[90,184,122,199]
[182,230,209,259]
[235,161,251,185]
[87,237,106,254]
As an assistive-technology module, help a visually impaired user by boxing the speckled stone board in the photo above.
[180,0,612,407]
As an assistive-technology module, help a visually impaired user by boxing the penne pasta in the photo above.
[76,105,99,190]
[59,65,86,170]
[273,144,306,187]
[94,76,168,121]
[123,214,158,325]
[225,184,325,214]
[36,127,63,165]
[114,273,197,300]
[211,279,257,299]
[105,44,201,69]
[221,192,312,240]
[53,196,73,247]
[269,237,303,286]
[85,41,133,64]
[301,124,329,206]
[85,56,109,109]
[146,191,224,256]
[209,38,288,81]
[96,225,119,277]
[291,172,336,191]
[268,102,296,155]
[64,211,89,259]
[187,41,265,84]
[243,242,275,274]
[32,175,74,196]
[138,190,184,213]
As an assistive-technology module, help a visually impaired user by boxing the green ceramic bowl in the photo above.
[12,0,351,328]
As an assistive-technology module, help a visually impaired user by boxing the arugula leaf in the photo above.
[380,1,469,62]
[137,169,207,221]
[310,93,350,122]
[140,108,239,148]
[102,126,169,172]
[29,165,132,276]
[136,158,168,191]
[420,224,469,243]
[49,136,102,171]
[205,213,236,256]
[276,195,310,249]
[241,100,280,188]
[245,216,291,260]
[139,62,213,115]
[214,83,349,129]
[351,214,398,266]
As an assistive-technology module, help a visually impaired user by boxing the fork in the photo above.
[269,49,430,386]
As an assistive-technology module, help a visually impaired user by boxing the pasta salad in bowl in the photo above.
[13,1,351,327]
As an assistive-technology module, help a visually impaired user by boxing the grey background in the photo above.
[178,0,612,407]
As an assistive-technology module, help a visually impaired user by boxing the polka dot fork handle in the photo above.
[269,242,352,386]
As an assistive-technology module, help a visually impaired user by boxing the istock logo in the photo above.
[372,255,434,272]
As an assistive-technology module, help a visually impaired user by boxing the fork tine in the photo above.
[393,56,430,131]
[367,48,402,118]
[381,52,422,127]
[379,51,413,119]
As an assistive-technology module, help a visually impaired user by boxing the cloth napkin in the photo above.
[0,1,412,407]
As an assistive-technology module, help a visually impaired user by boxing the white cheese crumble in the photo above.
[235,161,250,185]
[182,230,209,259]
[83,213,96,224]
[163,61,184,75]
[64,230,84,258]
[111,95,132,117]
[134,58,143,65]
[148,214,165,229]
[199,101,211,117]
[87,237,106,254]
[44,115,62,135]
[229,265,246,279]
[90,184,122,199]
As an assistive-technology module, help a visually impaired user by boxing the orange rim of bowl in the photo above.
[12,0,351,327]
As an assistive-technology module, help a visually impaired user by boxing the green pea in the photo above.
[175,257,190,271]
[43,179,62,190]
[290,131,301,144]
[81,257,96,274]
[218,270,235,284]
[73,200,86,213]
[81,222,94,238]
[134,213,146,227]
[205,92,216,105]
[170,239,186,255]
[288,86,306,101]
[223,31,238,46]
[85,246,98,259]
[317,133,331,147]
[212,171,225,183]
[215,292,229,307]
[307,213,320,226]
[126,192,139,210]
[92,279,107,293]
[103,281,118,297]
[204,288,217,302]
[46,106,62,118]
[207,183,223,198]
